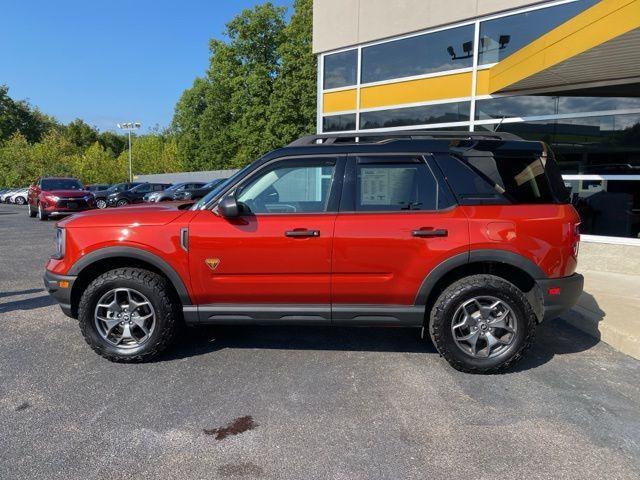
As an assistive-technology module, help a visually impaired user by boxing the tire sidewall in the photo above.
[432,277,533,372]
[79,274,175,359]
[38,204,47,220]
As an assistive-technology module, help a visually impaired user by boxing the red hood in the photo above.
[58,203,190,228]
[43,189,90,198]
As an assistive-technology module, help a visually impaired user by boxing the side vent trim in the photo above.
[180,228,188,252]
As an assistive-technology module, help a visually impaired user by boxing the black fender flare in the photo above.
[414,249,546,306]
[68,246,192,305]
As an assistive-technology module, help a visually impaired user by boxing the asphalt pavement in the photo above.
[1,202,639,480]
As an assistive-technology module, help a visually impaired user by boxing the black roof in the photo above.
[257,130,543,163]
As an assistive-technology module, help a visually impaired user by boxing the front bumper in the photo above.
[44,199,93,216]
[537,273,584,321]
[43,270,77,318]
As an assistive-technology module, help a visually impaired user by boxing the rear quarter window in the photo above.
[437,152,563,205]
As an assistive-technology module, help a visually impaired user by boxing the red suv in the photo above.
[43,132,583,373]
[28,177,95,220]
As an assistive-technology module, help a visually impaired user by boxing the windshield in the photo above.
[204,178,226,189]
[107,183,127,193]
[130,184,151,192]
[165,183,184,191]
[41,179,83,190]
[192,166,251,210]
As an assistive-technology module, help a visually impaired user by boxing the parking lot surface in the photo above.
[1,203,639,480]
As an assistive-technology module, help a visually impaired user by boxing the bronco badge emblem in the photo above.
[205,258,220,270]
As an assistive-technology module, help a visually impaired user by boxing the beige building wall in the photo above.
[313,0,546,53]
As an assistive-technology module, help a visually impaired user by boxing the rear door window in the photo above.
[349,157,453,212]
[437,153,559,204]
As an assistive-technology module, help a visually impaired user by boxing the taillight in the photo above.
[573,222,580,257]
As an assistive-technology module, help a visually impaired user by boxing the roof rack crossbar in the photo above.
[287,130,521,147]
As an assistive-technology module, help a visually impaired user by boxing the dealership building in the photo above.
[313,0,640,254]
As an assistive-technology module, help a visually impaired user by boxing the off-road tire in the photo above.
[78,268,181,362]
[429,274,536,374]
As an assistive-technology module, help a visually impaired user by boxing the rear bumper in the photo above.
[43,270,77,318]
[537,273,584,321]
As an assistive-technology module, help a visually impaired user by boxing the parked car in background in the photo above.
[9,188,29,205]
[27,177,94,220]
[177,178,227,201]
[1,189,20,203]
[93,182,143,209]
[107,182,172,207]
[144,182,206,203]
[85,183,110,193]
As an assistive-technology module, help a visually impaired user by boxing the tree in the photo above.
[266,0,316,148]
[173,3,287,169]
[64,119,98,149]
[0,85,58,143]
[0,133,32,186]
[97,131,127,156]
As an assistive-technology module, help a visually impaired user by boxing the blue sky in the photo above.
[2,0,292,132]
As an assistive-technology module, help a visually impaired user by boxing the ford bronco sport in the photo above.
[44,131,583,373]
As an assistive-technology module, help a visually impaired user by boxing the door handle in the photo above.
[412,228,448,238]
[285,229,320,238]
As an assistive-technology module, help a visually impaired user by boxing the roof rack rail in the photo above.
[287,130,521,147]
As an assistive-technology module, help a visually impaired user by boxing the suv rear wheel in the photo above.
[429,274,536,374]
[78,268,180,362]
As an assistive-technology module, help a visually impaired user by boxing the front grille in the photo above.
[55,198,89,209]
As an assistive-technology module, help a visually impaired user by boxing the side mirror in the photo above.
[218,196,241,218]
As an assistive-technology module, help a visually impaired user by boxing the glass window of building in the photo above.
[478,113,640,173]
[323,50,358,89]
[475,95,640,120]
[478,0,599,65]
[323,114,356,132]
[361,24,474,84]
[360,102,470,130]
[564,179,640,239]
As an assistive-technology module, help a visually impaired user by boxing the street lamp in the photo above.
[117,122,141,181]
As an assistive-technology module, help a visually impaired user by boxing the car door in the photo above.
[188,155,344,322]
[331,154,469,323]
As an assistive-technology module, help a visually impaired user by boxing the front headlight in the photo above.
[53,227,65,259]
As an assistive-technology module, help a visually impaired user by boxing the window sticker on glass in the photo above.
[359,167,417,206]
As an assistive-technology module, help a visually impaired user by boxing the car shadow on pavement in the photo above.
[159,325,432,362]
[0,288,44,299]
[504,317,600,373]
[159,317,600,372]
[0,294,56,314]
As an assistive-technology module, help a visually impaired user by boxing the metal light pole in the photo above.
[117,122,141,181]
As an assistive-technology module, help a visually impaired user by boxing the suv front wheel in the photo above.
[78,268,180,362]
[429,274,536,374]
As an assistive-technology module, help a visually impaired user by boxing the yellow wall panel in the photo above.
[475,69,491,96]
[322,89,357,113]
[360,72,472,109]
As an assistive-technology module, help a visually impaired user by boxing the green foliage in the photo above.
[0,0,317,187]
[64,119,98,149]
[173,0,316,170]
[267,0,316,148]
[0,85,58,143]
